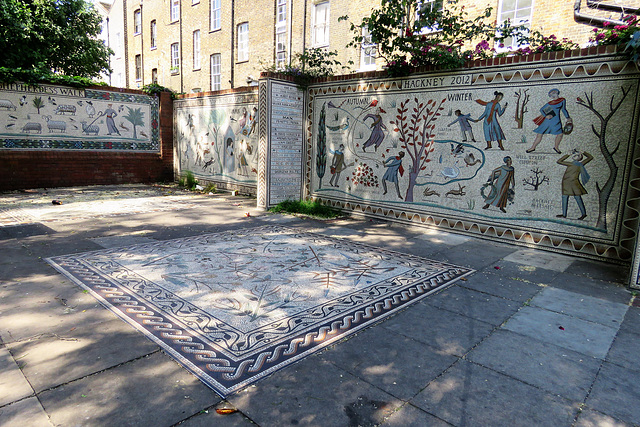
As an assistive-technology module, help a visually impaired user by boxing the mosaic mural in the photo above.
[306,59,640,261]
[175,91,259,188]
[0,83,158,151]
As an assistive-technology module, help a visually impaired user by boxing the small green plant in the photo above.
[142,83,178,100]
[204,182,217,193]
[268,199,342,219]
[261,48,351,87]
[179,171,198,190]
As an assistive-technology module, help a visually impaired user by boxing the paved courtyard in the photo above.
[0,185,638,426]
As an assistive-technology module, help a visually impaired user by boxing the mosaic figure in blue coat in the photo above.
[475,92,507,150]
[382,151,405,200]
[448,110,477,142]
[362,108,387,152]
[526,88,572,154]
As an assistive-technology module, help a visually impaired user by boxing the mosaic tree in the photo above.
[316,103,327,189]
[206,109,227,173]
[123,107,145,139]
[576,86,630,230]
[390,97,445,202]
[514,88,530,129]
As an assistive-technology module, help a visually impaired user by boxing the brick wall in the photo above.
[0,89,174,192]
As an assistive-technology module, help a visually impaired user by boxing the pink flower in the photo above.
[603,21,611,26]
[614,25,629,30]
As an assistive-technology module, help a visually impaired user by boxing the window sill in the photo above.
[170,70,180,75]
[170,20,179,25]
[312,43,329,48]
[193,68,201,72]
[209,28,221,33]
[134,32,141,36]
[150,46,157,51]
[236,59,249,64]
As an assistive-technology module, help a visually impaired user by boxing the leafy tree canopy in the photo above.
[0,0,111,78]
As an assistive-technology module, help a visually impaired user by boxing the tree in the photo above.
[522,167,549,191]
[123,107,145,139]
[389,97,444,202]
[576,87,630,230]
[316,103,327,189]
[514,89,530,129]
[0,0,111,78]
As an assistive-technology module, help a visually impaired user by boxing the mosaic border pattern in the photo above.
[45,225,473,397]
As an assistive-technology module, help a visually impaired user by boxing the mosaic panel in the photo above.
[306,59,640,262]
[0,83,158,151]
[174,91,259,188]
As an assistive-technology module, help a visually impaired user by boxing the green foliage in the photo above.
[142,83,178,100]
[0,67,102,87]
[32,96,45,114]
[341,0,579,76]
[590,15,640,62]
[261,48,350,87]
[0,0,111,78]
[268,199,341,219]
[179,171,198,190]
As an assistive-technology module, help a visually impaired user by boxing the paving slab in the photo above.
[412,360,579,427]
[320,325,457,400]
[430,239,518,270]
[381,403,450,426]
[546,272,631,304]
[412,229,472,247]
[89,234,158,248]
[479,260,562,285]
[6,317,159,392]
[0,223,56,241]
[530,287,628,327]
[585,361,640,425]
[503,306,619,359]
[466,329,601,401]
[0,396,51,427]
[618,305,640,335]
[0,346,34,406]
[38,351,221,426]
[502,248,577,272]
[574,407,633,427]
[565,259,629,284]
[227,356,402,427]
[381,303,495,357]
[457,270,543,302]
[605,329,640,372]
[424,285,521,326]
[178,409,257,427]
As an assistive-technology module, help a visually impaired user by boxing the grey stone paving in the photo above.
[0,184,637,426]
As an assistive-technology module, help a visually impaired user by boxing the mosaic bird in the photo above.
[19,95,27,106]
[48,96,56,105]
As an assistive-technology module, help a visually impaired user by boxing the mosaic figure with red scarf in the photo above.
[526,88,573,154]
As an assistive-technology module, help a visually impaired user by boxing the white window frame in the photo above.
[211,53,221,91]
[170,0,180,22]
[134,9,142,34]
[276,0,287,69]
[171,42,180,73]
[360,26,376,71]
[150,20,157,49]
[312,2,329,47]
[210,0,221,31]
[237,22,249,62]
[495,0,534,52]
[135,54,142,81]
[193,30,201,70]
[114,32,121,59]
[151,68,158,84]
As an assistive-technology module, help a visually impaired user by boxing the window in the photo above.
[114,32,121,58]
[135,54,142,81]
[360,26,376,71]
[171,43,180,73]
[276,0,287,68]
[150,21,157,49]
[152,68,158,84]
[312,2,329,47]
[416,0,443,34]
[171,0,180,22]
[134,9,141,34]
[210,54,221,91]
[237,23,249,62]
[210,0,221,31]
[193,30,201,69]
[496,0,533,51]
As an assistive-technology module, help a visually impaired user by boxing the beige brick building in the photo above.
[122,0,640,93]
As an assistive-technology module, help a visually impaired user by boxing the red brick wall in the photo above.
[0,89,174,191]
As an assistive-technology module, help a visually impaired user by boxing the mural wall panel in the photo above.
[0,83,158,151]
[175,90,259,192]
[306,58,640,262]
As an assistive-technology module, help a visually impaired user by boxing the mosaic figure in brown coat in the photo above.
[556,150,593,220]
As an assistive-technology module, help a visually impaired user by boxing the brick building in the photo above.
[121,0,640,93]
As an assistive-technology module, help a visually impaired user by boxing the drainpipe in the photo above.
[302,0,307,56]
[574,0,626,26]
[140,0,144,87]
[179,0,184,93]
[230,0,235,88]
[586,0,640,15]
[124,0,130,87]
[288,0,293,65]
[106,17,112,86]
